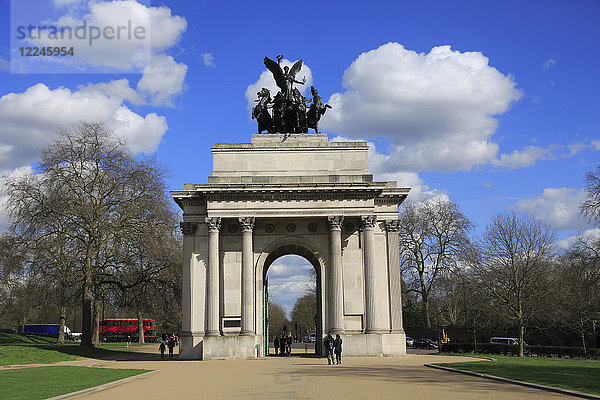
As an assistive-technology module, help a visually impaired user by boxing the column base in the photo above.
[340,332,406,357]
[240,330,255,336]
[205,330,220,337]
[179,331,204,360]
[203,335,259,360]
[365,328,389,334]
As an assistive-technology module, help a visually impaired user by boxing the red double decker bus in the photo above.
[99,319,157,342]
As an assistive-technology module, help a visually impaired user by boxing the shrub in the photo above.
[440,343,600,359]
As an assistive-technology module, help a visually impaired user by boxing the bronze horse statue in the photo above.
[252,88,273,134]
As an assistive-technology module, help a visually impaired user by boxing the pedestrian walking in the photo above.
[159,340,166,359]
[126,335,131,348]
[286,333,293,356]
[274,336,280,355]
[280,334,286,355]
[334,334,343,365]
[167,335,175,359]
[324,332,335,365]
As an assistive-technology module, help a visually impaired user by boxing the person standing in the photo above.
[126,335,131,348]
[159,339,166,359]
[286,333,293,356]
[334,334,343,365]
[324,332,335,365]
[167,335,175,359]
[274,336,280,356]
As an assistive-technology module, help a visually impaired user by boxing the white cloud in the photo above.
[137,55,188,107]
[543,58,556,70]
[78,78,145,105]
[201,53,215,67]
[267,255,314,317]
[0,166,34,231]
[483,181,495,188]
[556,228,600,250]
[320,43,521,173]
[0,59,9,72]
[511,187,592,231]
[53,0,84,7]
[0,83,168,170]
[21,1,187,73]
[492,145,557,170]
[245,58,313,109]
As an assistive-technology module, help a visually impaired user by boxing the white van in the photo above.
[490,337,527,346]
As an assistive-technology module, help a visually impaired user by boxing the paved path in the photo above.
[65,345,573,400]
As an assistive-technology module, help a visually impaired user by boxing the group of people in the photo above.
[273,331,343,364]
[273,332,293,356]
[159,333,179,359]
[323,333,343,365]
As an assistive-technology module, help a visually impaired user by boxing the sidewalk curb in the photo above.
[425,364,599,399]
[46,369,158,400]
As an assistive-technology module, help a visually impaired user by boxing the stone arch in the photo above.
[255,235,327,356]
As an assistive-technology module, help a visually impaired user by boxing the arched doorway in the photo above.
[256,239,325,356]
[264,255,320,356]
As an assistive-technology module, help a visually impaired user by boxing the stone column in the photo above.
[239,217,256,336]
[205,217,221,336]
[327,216,345,334]
[180,222,198,337]
[385,220,404,333]
[362,215,385,333]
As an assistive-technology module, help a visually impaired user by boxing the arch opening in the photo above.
[259,244,324,357]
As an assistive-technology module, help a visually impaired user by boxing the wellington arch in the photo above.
[171,134,410,360]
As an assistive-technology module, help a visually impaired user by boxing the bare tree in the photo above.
[109,215,181,344]
[558,237,600,352]
[268,300,289,340]
[469,212,555,357]
[399,197,473,327]
[290,294,317,339]
[581,164,600,225]
[5,122,171,347]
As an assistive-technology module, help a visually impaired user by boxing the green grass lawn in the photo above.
[0,346,79,366]
[0,366,149,400]
[0,332,78,345]
[0,342,150,366]
[436,354,600,395]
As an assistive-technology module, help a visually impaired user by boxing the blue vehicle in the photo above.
[24,324,72,337]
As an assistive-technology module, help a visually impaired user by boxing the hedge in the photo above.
[440,343,600,359]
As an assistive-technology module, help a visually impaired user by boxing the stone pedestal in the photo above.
[202,335,258,360]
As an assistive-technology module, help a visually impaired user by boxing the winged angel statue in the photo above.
[252,55,331,135]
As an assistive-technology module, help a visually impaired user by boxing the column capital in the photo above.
[180,221,198,235]
[327,215,344,231]
[205,217,222,232]
[385,219,401,232]
[361,215,377,229]
[238,216,256,232]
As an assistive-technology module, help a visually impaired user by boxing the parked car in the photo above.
[490,337,527,346]
[406,336,414,347]
[413,338,439,349]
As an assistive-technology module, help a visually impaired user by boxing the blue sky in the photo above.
[1,0,599,313]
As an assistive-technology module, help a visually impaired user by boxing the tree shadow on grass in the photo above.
[34,344,165,361]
